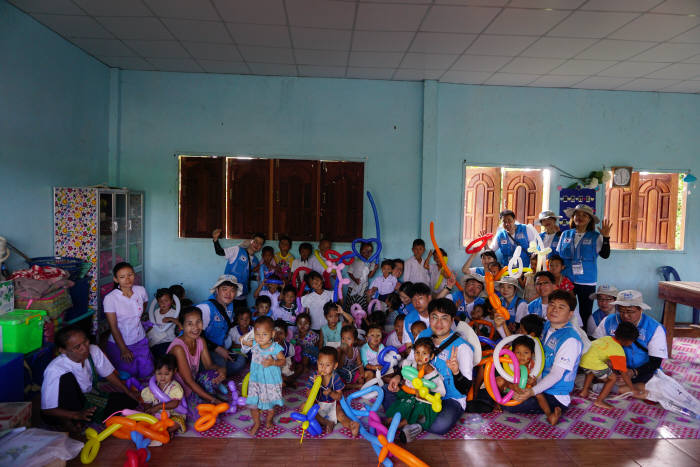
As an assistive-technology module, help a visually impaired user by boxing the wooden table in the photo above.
[658,281,700,358]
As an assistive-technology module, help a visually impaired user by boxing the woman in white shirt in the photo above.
[41,325,138,432]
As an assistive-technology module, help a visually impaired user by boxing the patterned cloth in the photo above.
[296,330,319,364]
[247,342,284,410]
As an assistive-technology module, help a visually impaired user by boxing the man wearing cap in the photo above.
[196,275,248,375]
[212,230,265,313]
[556,204,612,329]
[489,209,539,269]
[587,285,619,336]
[534,210,563,254]
[593,290,668,393]
[438,273,486,321]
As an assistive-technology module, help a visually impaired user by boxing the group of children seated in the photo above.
[40,231,659,443]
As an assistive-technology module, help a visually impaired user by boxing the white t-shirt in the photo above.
[226,325,252,349]
[385,330,401,348]
[348,260,371,296]
[427,264,446,292]
[41,345,114,410]
[539,328,582,406]
[261,290,281,317]
[308,254,327,275]
[301,290,333,330]
[370,274,398,296]
[403,256,430,285]
[541,232,558,249]
[291,258,313,282]
[103,285,148,345]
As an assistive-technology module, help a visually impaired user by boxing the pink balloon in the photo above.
[350,304,366,327]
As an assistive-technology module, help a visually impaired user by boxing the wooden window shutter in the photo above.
[273,159,319,241]
[463,167,501,244]
[320,161,364,242]
[502,170,543,225]
[179,156,225,238]
[636,173,678,250]
[605,172,638,250]
[227,158,272,238]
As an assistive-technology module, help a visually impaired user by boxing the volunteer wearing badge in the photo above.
[556,204,612,330]
[534,210,563,255]
[489,209,539,268]
[593,290,668,394]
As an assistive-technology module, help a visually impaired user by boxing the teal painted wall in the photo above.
[0,1,109,270]
[115,71,424,303]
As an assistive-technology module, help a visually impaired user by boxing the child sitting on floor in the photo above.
[147,288,181,358]
[337,325,364,387]
[241,316,285,435]
[548,254,574,293]
[275,285,300,338]
[384,293,402,334]
[307,346,360,436]
[410,320,427,343]
[273,320,296,386]
[140,354,186,436]
[386,314,405,348]
[579,321,644,408]
[252,295,272,321]
[361,324,385,382]
[320,302,352,349]
[386,337,445,443]
[255,273,282,317]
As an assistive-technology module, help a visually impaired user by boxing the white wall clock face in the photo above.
[612,167,632,187]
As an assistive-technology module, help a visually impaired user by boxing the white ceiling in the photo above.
[9,0,700,93]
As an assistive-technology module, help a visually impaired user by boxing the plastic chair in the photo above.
[658,266,699,324]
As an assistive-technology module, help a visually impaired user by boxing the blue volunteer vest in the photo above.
[403,306,424,344]
[495,224,531,268]
[540,231,562,258]
[591,309,607,327]
[541,321,582,396]
[501,295,525,325]
[602,313,664,369]
[201,298,235,347]
[417,329,473,401]
[223,246,259,296]
[450,290,484,320]
[473,267,485,275]
[557,229,600,284]
[527,297,546,319]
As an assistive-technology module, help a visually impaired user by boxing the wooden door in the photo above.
[502,169,543,225]
[320,161,364,242]
[605,173,639,249]
[463,167,501,243]
[273,159,319,241]
[227,158,272,238]
[636,173,678,249]
[179,156,225,238]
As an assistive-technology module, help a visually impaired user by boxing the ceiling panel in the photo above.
[11,0,700,93]
[355,3,428,31]
[420,6,501,33]
[409,32,477,54]
[352,31,415,52]
[485,9,570,35]
[144,0,219,20]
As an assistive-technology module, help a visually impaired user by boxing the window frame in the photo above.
[461,163,551,246]
[604,169,687,251]
[178,154,366,241]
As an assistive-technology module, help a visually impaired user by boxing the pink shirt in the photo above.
[167,337,203,396]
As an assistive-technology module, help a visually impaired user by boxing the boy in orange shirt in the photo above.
[579,321,642,408]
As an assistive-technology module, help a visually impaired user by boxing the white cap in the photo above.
[589,285,619,300]
[210,274,243,296]
[495,275,523,296]
[611,290,650,310]
[534,210,562,226]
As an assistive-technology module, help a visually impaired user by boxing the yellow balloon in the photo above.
[302,421,309,430]
[241,372,250,398]
[80,423,122,464]
[126,413,158,424]
[302,376,322,415]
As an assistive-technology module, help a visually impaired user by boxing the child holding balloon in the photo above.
[240,316,286,435]
[337,325,364,387]
[386,337,445,441]
[294,312,319,372]
[140,354,186,435]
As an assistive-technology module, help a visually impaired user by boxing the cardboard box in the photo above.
[0,401,32,430]
[0,280,13,315]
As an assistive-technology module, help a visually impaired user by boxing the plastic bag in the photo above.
[645,369,700,418]
[0,427,84,467]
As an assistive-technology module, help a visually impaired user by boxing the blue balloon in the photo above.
[307,404,320,419]
[308,420,322,436]
[130,431,151,462]
[377,346,399,375]
[291,404,322,438]
[345,385,384,416]
[351,192,383,265]
[387,412,401,444]
[479,336,497,348]
[339,397,359,423]
[290,412,306,422]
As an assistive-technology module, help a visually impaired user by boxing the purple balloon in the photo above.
[148,376,187,415]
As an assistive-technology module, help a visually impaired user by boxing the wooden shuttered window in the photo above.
[320,161,364,242]
[463,167,545,245]
[180,156,364,241]
[463,167,501,243]
[502,169,544,225]
[179,156,225,238]
[605,172,679,250]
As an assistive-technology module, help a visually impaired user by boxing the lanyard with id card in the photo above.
[570,234,585,276]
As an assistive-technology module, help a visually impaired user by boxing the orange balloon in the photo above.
[195,402,230,432]
[469,319,495,339]
[483,360,520,407]
[105,416,171,444]
[429,222,463,292]
[377,434,430,467]
[484,271,510,321]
